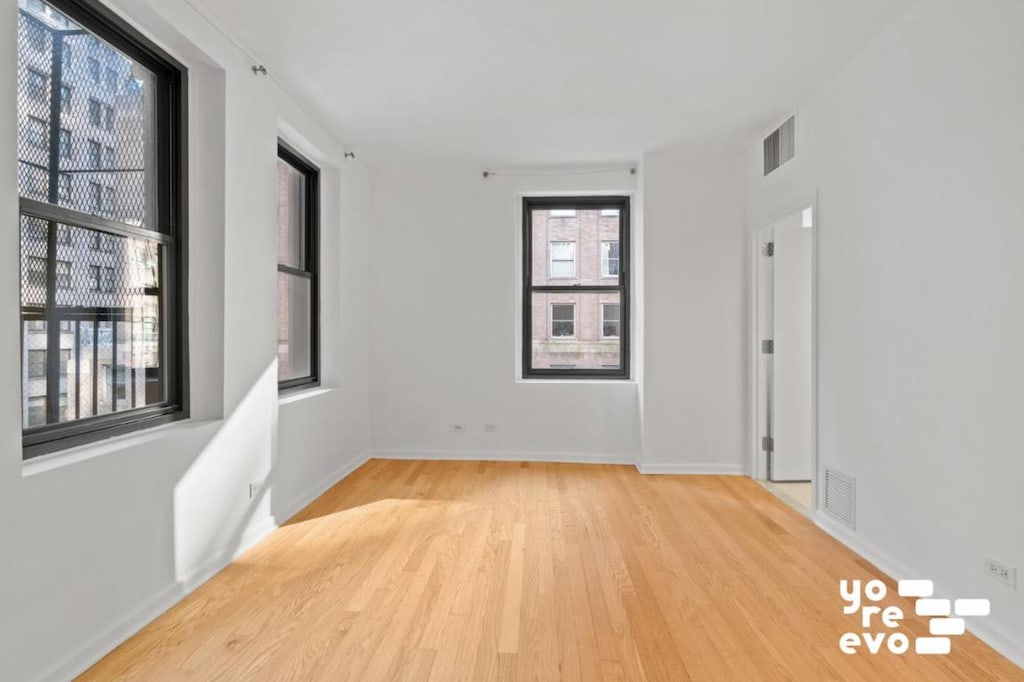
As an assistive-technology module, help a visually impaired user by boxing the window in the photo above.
[27,116,47,148]
[88,98,101,126]
[601,240,619,277]
[54,260,71,289]
[89,181,102,211]
[27,256,47,287]
[28,68,48,100]
[91,232,114,252]
[550,303,575,338]
[88,98,116,131]
[88,139,101,167]
[58,173,72,201]
[59,128,71,158]
[16,0,187,457]
[523,196,630,379]
[28,350,48,378]
[89,265,114,292]
[601,303,620,339]
[276,142,320,390]
[549,241,576,279]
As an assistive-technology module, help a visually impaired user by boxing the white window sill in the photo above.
[278,386,334,405]
[515,378,637,385]
[22,418,218,477]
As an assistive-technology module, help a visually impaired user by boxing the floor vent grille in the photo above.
[824,468,856,529]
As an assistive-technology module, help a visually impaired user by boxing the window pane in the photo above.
[532,209,621,286]
[602,303,621,338]
[20,217,164,427]
[277,273,312,381]
[17,1,158,228]
[601,240,620,278]
[277,159,306,269]
[530,292,620,370]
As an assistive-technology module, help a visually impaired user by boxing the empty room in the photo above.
[2,0,1023,679]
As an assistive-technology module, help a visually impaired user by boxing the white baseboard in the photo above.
[635,461,748,475]
[813,512,1024,670]
[371,449,636,466]
[273,451,371,524]
[37,451,370,682]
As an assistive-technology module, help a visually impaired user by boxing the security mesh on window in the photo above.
[17,7,156,228]
[20,218,159,309]
[17,0,172,436]
[19,217,163,427]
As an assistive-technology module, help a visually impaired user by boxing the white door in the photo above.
[769,209,813,481]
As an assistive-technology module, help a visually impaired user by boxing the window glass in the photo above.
[276,145,319,388]
[524,199,628,377]
[16,0,185,455]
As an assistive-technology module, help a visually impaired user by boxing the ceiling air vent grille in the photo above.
[763,115,795,176]
[824,468,856,529]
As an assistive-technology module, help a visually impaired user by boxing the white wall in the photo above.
[747,0,1024,663]
[369,160,640,462]
[0,0,372,679]
[640,143,749,473]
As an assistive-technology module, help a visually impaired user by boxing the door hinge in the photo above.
[763,242,774,257]
[761,339,774,354]
[762,436,774,452]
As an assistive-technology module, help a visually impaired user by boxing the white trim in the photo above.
[34,515,274,682]
[635,462,747,475]
[272,450,371,524]
[600,301,620,339]
[813,512,1024,670]
[548,240,577,279]
[372,449,636,466]
[600,239,619,278]
[749,197,820,512]
[35,450,370,682]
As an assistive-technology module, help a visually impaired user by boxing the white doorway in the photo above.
[754,203,816,501]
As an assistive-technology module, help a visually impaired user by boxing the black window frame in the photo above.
[522,195,630,380]
[18,0,189,459]
[276,140,320,392]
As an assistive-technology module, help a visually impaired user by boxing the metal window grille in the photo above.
[16,0,187,457]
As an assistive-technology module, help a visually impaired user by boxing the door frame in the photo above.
[749,196,820,510]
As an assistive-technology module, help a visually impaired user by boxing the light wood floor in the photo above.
[81,460,1022,681]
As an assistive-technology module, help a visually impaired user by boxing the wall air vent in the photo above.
[824,468,856,529]
[763,115,795,176]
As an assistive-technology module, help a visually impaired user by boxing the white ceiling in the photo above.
[199,0,912,165]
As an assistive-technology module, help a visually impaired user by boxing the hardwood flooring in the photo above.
[80,460,1023,681]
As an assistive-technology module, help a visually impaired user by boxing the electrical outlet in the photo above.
[249,479,266,499]
[483,423,498,433]
[451,424,465,433]
[984,557,1016,588]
